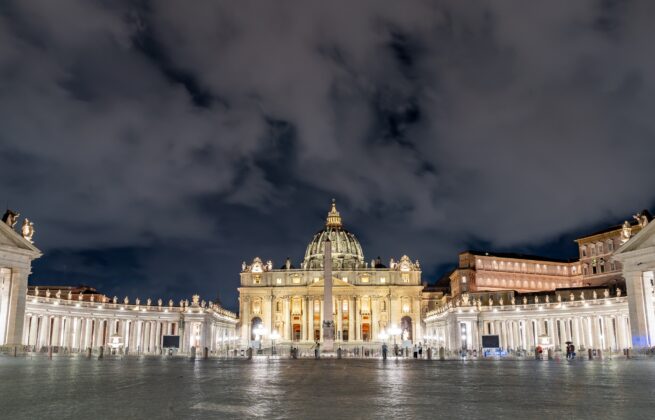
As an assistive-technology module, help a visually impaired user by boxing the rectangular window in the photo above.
[276,278,282,285]
[380,277,386,284]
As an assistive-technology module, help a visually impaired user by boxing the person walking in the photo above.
[418,343,423,359]
[413,344,418,359]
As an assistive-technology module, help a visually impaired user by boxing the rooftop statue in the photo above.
[633,212,649,228]
[621,221,632,244]
[21,218,35,243]
[2,209,19,228]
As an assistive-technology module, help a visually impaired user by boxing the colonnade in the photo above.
[425,297,632,353]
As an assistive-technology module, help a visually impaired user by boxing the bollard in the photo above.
[203,347,209,359]
[439,347,445,361]
[246,347,253,360]
[190,346,196,359]
[98,347,104,359]
[337,347,342,359]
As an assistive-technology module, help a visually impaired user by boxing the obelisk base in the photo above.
[322,321,335,352]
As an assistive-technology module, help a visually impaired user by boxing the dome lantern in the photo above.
[326,199,342,228]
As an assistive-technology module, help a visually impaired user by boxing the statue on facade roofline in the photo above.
[592,291,597,300]
[621,221,632,244]
[45,289,51,298]
[34,286,39,296]
[616,288,622,297]
[135,297,140,306]
[579,291,585,300]
[510,296,515,305]
[633,212,649,228]
[147,298,151,306]
[242,261,247,272]
[534,296,539,304]
[169,299,174,307]
[2,209,19,228]
[523,296,527,305]
[158,298,162,306]
[570,292,575,301]
[113,296,117,304]
[69,291,73,300]
[90,294,95,302]
[557,294,562,303]
[604,289,610,298]
[21,218,35,243]
[499,297,503,306]
[56,289,61,299]
[545,295,549,304]
[124,296,129,305]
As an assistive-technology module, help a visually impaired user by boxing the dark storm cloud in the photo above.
[1,0,654,309]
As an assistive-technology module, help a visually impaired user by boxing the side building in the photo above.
[425,210,655,355]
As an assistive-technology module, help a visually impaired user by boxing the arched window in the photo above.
[401,316,413,342]
[581,246,587,257]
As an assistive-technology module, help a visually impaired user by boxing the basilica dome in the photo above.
[303,201,365,270]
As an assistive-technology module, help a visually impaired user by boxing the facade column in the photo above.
[284,297,291,341]
[4,269,29,346]
[336,297,343,341]
[624,270,655,348]
[302,296,308,341]
[348,297,355,341]
[355,296,361,341]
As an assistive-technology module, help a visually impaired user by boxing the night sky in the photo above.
[1,1,654,312]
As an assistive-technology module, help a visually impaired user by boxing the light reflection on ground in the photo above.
[1,357,654,419]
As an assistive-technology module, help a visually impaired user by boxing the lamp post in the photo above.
[270,330,280,355]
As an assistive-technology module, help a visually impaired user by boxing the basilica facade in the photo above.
[238,202,425,348]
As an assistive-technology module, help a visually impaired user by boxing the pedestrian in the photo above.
[566,344,571,359]
[418,343,423,359]
[570,343,576,360]
[413,344,418,359]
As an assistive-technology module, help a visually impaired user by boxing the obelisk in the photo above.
[322,237,335,352]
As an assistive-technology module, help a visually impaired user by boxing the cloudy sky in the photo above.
[1,0,654,311]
